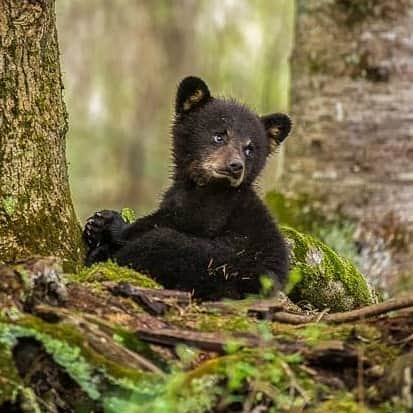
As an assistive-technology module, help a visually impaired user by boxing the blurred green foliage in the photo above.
[265,191,361,265]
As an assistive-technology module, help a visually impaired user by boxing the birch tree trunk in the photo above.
[0,0,83,267]
[285,1,413,290]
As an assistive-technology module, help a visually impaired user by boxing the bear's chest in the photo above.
[163,187,238,237]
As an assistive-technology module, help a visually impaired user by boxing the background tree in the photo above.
[284,0,413,291]
[0,0,83,267]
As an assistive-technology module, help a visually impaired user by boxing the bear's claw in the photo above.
[83,210,126,249]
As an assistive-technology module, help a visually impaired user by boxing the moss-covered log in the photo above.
[0,0,83,268]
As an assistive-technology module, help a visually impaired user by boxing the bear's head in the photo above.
[172,76,291,188]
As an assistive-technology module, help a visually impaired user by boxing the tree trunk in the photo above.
[0,0,83,268]
[285,0,413,290]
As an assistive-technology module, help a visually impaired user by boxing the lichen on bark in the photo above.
[287,0,413,290]
[0,0,84,268]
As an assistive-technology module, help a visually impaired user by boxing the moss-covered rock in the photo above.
[282,226,375,311]
[264,192,374,310]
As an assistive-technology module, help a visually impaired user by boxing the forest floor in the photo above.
[0,258,412,413]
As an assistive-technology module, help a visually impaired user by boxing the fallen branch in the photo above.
[106,282,192,315]
[135,326,302,354]
[271,295,413,325]
[106,283,413,325]
[135,327,364,374]
[136,327,261,353]
[281,360,310,405]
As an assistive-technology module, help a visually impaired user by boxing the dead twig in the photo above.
[357,347,365,406]
[135,326,302,354]
[271,294,413,325]
[280,360,310,406]
[136,327,261,353]
[106,282,192,315]
[389,332,413,345]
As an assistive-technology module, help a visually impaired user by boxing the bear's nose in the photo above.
[229,160,244,176]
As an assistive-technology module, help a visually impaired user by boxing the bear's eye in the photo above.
[213,134,225,144]
[244,144,254,157]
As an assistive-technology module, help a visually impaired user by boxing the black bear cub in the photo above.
[83,76,292,300]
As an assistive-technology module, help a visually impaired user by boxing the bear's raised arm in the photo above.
[84,209,171,263]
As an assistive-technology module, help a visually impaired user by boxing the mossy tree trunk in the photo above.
[284,0,413,288]
[0,0,83,267]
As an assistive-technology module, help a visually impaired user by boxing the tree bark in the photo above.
[0,0,83,267]
[285,0,413,288]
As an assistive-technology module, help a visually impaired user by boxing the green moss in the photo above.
[308,392,411,413]
[361,340,400,366]
[265,191,377,310]
[103,347,317,413]
[70,261,161,289]
[104,371,220,413]
[306,393,374,412]
[121,207,137,224]
[0,314,167,410]
[111,328,165,369]
[0,341,23,404]
[166,305,255,334]
[19,387,42,413]
[0,320,101,400]
[197,313,255,333]
[211,349,318,411]
[7,315,148,386]
[271,321,383,352]
[1,196,18,217]
[281,226,375,311]
[301,324,376,346]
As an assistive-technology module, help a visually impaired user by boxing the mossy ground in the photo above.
[0,298,409,412]
[70,261,161,289]
[0,255,410,412]
[0,340,23,405]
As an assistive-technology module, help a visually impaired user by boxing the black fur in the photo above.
[84,76,292,300]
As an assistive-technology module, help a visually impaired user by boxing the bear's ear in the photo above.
[176,76,211,114]
[261,113,292,153]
